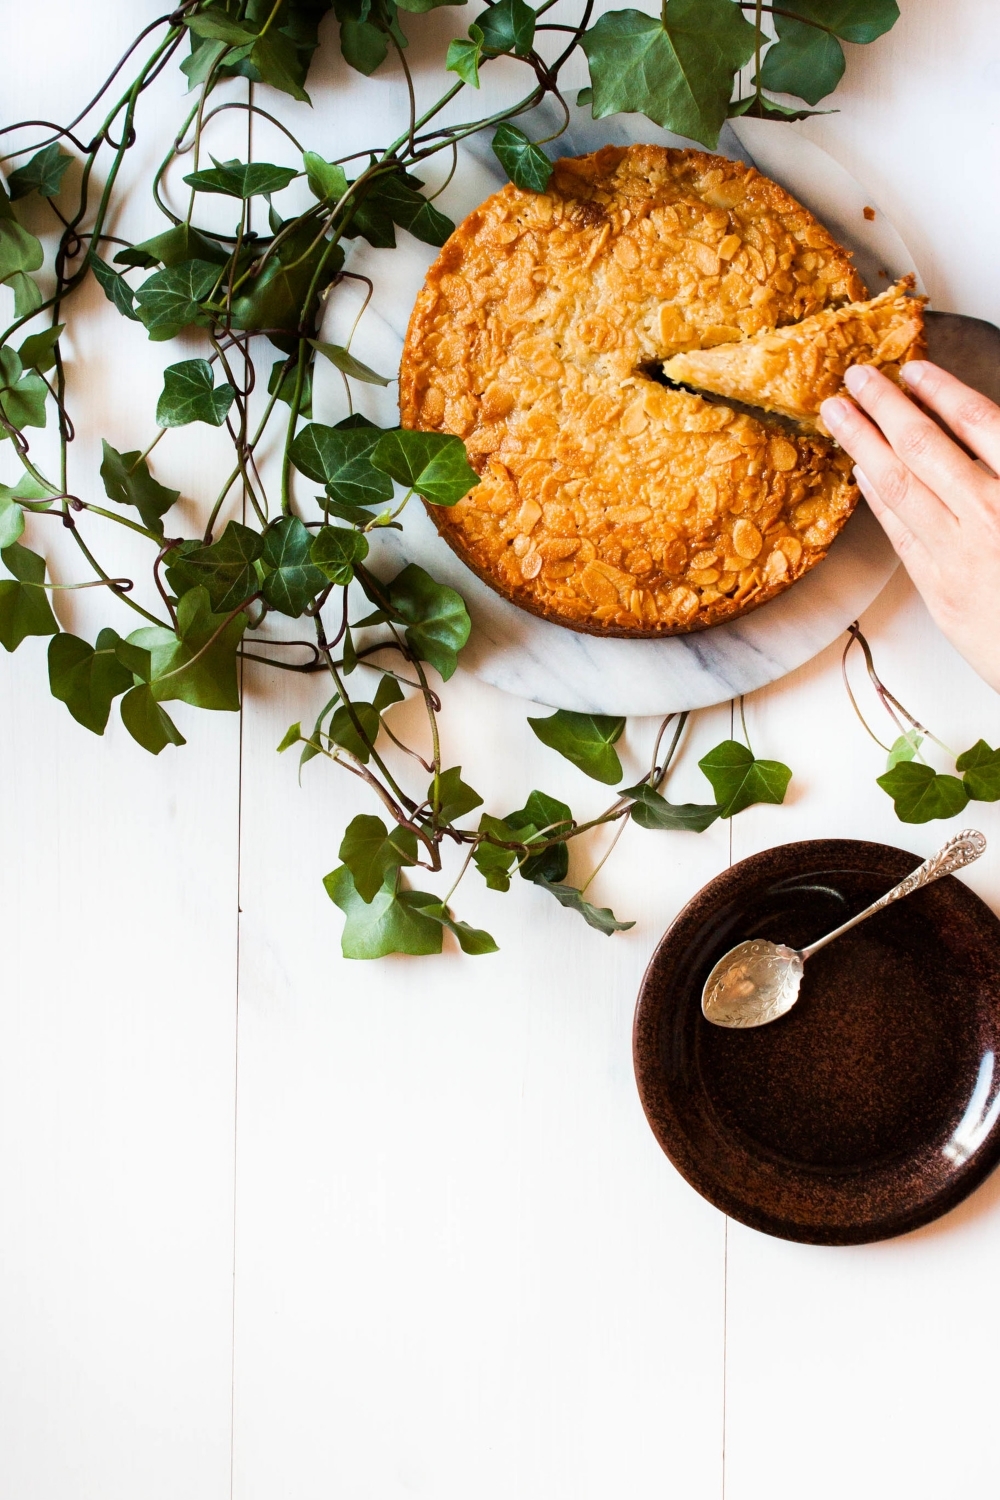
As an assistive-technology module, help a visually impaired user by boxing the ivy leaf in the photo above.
[8,143,72,200]
[0,543,57,651]
[477,0,535,55]
[396,0,467,11]
[324,865,444,959]
[527,710,625,785]
[885,730,923,770]
[119,683,187,755]
[291,419,393,509]
[491,124,553,192]
[230,220,343,333]
[420,903,499,954]
[333,0,408,75]
[623,782,719,832]
[129,586,247,711]
[185,8,259,44]
[303,152,349,205]
[183,157,299,199]
[134,259,220,341]
[472,813,537,891]
[311,524,370,585]
[5,271,42,319]
[89,253,141,320]
[100,440,180,536]
[114,223,230,270]
[373,673,404,714]
[328,699,381,762]
[535,879,635,935]
[698,740,791,817]
[156,358,236,428]
[17,324,64,375]
[580,0,759,149]
[372,429,479,506]
[789,0,899,45]
[339,813,418,903]
[0,490,25,548]
[268,354,312,417]
[876,762,969,824]
[446,27,484,87]
[260,515,327,616]
[346,171,455,250]
[385,562,472,680]
[248,31,312,103]
[727,95,830,122]
[758,17,844,105]
[0,347,48,433]
[166,521,263,612]
[431,766,484,823]
[506,788,572,884]
[956,740,1000,803]
[0,217,43,282]
[310,340,391,386]
[47,628,133,735]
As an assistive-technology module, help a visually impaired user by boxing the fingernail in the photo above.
[900,360,928,387]
[820,397,853,430]
[853,465,872,492]
[844,364,874,395]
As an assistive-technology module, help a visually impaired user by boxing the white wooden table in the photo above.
[4,5,1000,1496]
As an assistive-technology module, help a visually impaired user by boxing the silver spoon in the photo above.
[702,829,987,1029]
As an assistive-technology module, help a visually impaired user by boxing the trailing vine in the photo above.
[3,0,969,961]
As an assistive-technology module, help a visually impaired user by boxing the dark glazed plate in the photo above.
[634,839,1000,1244]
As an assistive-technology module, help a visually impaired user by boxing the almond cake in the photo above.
[398,144,892,637]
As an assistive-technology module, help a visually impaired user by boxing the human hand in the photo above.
[820,362,1000,694]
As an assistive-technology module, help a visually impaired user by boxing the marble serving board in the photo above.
[318,104,922,716]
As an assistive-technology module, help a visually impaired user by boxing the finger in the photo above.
[852,463,937,591]
[843,364,989,512]
[900,360,1000,475]
[820,396,957,549]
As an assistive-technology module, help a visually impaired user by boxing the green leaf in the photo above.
[277,721,302,751]
[728,94,832,122]
[339,813,418,903]
[183,156,299,199]
[580,0,759,149]
[260,515,327,616]
[373,673,404,714]
[328,699,381,761]
[472,813,536,892]
[89,253,141,319]
[956,740,1000,803]
[0,217,43,281]
[336,12,390,74]
[0,543,57,650]
[477,0,535,56]
[372,429,479,506]
[186,9,259,44]
[18,324,64,374]
[181,35,229,89]
[876,762,969,824]
[303,152,349,205]
[385,562,471,680]
[431,766,484,823]
[8,144,72,200]
[120,683,187,754]
[0,494,24,548]
[311,524,370,585]
[6,271,42,320]
[114,223,229,270]
[291,420,394,509]
[698,740,791,817]
[248,31,312,102]
[527,710,625,785]
[268,355,313,417]
[506,788,572,884]
[446,29,483,87]
[491,124,552,192]
[99,440,180,536]
[324,865,444,959]
[758,15,845,105]
[0,347,48,433]
[47,628,133,735]
[623,782,719,831]
[346,172,455,250]
[885,730,923,770]
[536,880,635,935]
[396,0,467,11]
[166,521,263,612]
[310,339,392,386]
[156,358,236,428]
[787,0,899,45]
[230,220,343,333]
[420,902,499,954]
[130,586,247,711]
[134,259,220,341]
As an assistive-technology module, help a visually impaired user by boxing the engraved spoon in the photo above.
[701,829,987,1029]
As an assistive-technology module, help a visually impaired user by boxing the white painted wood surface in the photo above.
[3,4,1000,1497]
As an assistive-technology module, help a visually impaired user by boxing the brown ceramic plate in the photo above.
[634,839,1000,1244]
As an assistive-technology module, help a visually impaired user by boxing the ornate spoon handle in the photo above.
[799,830,987,962]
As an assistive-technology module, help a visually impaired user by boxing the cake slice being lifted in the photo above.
[661,278,926,434]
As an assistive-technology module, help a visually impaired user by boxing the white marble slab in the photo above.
[320,104,923,713]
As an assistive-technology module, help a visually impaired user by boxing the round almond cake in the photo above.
[398,144,865,636]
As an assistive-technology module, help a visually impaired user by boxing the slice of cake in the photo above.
[660,278,926,434]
